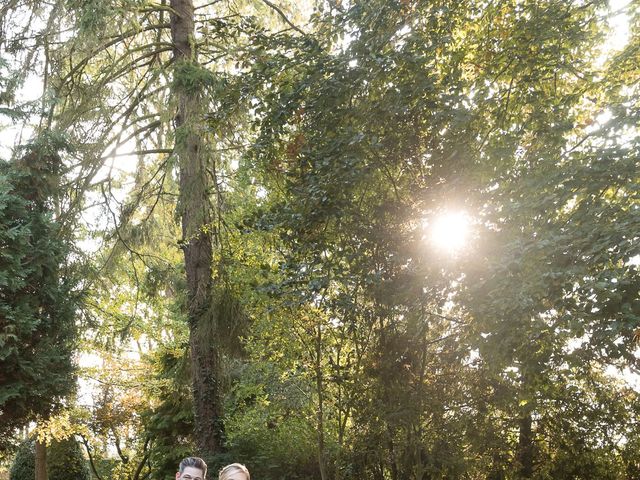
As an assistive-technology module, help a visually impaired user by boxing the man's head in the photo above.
[176,457,207,480]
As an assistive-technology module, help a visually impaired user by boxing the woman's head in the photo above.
[218,463,250,480]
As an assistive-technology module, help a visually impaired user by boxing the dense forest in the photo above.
[1,0,639,479]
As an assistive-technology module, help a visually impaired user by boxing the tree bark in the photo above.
[315,321,328,480]
[170,0,224,457]
[517,368,535,479]
[517,412,534,478]
[35,439,48,480]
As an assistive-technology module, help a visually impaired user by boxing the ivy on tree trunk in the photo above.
[170,0,224,458]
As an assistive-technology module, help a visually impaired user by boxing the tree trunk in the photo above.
[315,321,328,480]
[35,439,47,480]
[517,367,535,479]
[170,0,224,457]
[517,412,534,478]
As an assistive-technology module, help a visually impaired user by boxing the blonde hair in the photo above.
[218,463,250,480]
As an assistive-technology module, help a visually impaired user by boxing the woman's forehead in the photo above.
[224,472,248,480]
[220,468,248,480]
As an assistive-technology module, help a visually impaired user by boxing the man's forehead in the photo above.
[181,466,205,478]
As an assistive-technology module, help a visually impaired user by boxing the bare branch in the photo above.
[79,435,104,480]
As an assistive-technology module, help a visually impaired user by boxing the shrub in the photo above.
[48,438,90,480]
[9,438,90,480]
[8,440,34,480]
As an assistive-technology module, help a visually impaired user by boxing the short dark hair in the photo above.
[179,457,208,478]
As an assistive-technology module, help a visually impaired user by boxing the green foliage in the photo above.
[172,62,217,95]
[8,440,34,480]
[0,57,24,117]
[0,157,77,451]
[4,0,640,478]
[64,0,146,36]
[9,438,89,480]
[48,438,90,480]
[144,345,195,480]
[236,0,640,478]
[224,362,323,480]
[65,0,113,34]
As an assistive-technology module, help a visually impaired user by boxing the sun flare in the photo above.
[428,211,471,254]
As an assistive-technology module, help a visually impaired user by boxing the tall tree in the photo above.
[170,0,222,457]
[0,139,77,452]
[32,0,308,462]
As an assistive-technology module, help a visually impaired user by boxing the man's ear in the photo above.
[176,472,181,480]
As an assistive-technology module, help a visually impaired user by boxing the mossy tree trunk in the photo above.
[170,0,224,457]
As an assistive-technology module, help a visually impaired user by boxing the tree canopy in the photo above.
[1,0,639,479]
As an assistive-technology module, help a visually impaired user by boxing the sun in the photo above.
[427,211,471,254]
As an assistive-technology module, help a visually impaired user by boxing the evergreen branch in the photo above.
[140,3,178,15]
[259,0,306,36]
[195,0,224,10]
[142,169,168,222]
[123,113,164,129]
[57,80,169,226]
[103,120,163,157]
[100,183,165,272]
[102,148,173,159]
[62,24,171,84]
[94,46,174,88]
[103,82,172,140]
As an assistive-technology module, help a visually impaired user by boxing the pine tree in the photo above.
[0,142,77,451]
